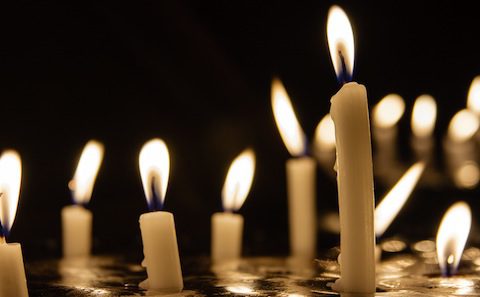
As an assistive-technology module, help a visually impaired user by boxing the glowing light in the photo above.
[327,5,355,80]
[467,76,480,114]
[69,140,104,205]
[314,114,336,151]
[226,286,256,295]
[372,94,405,129]
[139,138,170,210]
[0,150,22,236]
[271,78,306,156]
[411,95,437,138]
[375,162,425,237]
[222,149,255,212]
[436,201,471,276]
[448,109,479,142]
[454,161,480,189]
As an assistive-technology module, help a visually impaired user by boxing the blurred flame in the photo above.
[271,78,306,156]
[373,94,405,129]
[436,201,471,276]
[448,109,479,142]
[69,140,104,205]
[454,161,480,189]
[467,76,480,114]
[222,149,255,212]
[226,286,256,295]
[314,114,336,151]
[411,95,437,138]
[375,162,425,237]
[139,138,170,209]
[0,150,22,235]
[327,5,354,80]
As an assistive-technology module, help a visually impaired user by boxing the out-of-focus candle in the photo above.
[327,6,375,293]
[138,138,183,293]
[313,114,336,175]
[271,78,317,260]
[0,150,28,297]
[63,140,104,258]
[466,76,480,115]
[410,95,437,161]
[211,149,255,263]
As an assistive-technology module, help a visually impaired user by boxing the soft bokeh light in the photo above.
[0,150,22,236]
[454,161,480,189]
[411,95,437,138]
[327,5,354,80]
[222,149,255,212]
[314,113,336,151]
[467,76,480,114]
[448,109,479,142]
[373,94,405,129]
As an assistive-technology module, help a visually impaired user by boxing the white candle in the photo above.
[138,138,183,293]
[271,78,317,260]
[63,140,104,258]
[327,6,375,293]
[0,150,28,297]
[211,149,255,263]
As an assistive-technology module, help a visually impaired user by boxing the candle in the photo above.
[410,95,437,161]
[313,113,336,176]
[63,140,104,258]
[466,76,480,115]
[271,78,317,260]
[138,138,183,293]
[326,6,375,293]
[211,149,255,263]
[0,150,28,297]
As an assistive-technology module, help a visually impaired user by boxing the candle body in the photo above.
[211,212,244,263]
[330,82,376,293]
[139,211,183,293]
[62,205,92,258]
[286,157,317,259]
[0,243,29,297]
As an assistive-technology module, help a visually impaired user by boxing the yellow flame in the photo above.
[327,5,354,79]
[467,76,480,114]
[271,78,306,156]
[222,149,255,212]
[436,201,471,275]
[70,140,104,205]
[448,109,480,142]
[375,162,425,237]
[454,161,480,189]
[314,114,336,151]
[139,138,170,207]
[0,150,22,234]
[372,94,405,129]
[411,95,437,138]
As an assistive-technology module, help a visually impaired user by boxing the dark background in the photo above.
[2,1,480,259]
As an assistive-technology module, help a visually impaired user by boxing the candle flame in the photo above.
[271,78,306,157]
[448,109,479,142]
[69,140,104,205]
[0,150,22,237]
[436,201,471,276]
[467,76,480,115]
[411,95,437,138]
[327,5,355,82]
[222,149,255,212]
[372,94,405,129]
[375,162,425,237]
[139,138,170,210]
[314,114,336,151]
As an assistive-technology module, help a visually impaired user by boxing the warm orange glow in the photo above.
[327,5,354,79]
[139,138,170,208]
[454,161,480,189]
[222,149,255,212]
[448,109,479,142]
[436,201,471,275]
[372,94,405,129]
[467,76,480,114]
[271,78,306,156]
[69,140,104,205]
[314,114,336,151]
[0,150,22,235]
[411,95,437,138]
[375,162,425,237]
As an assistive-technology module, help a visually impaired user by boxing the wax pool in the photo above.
[211,212,244,263]
[0,243,29,297]
[62,204,92,258]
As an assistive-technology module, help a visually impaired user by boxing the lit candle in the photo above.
[62,140,104,258]
[466,76,480,116]
[271,78,317,260]
[0,150,28,297]
[313,113,336,176]
[326,6,375,293]
[138,138,183,293]
[211,149,255,263]
[410,94,437,161]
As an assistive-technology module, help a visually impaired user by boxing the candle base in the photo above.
[0,243,29,297]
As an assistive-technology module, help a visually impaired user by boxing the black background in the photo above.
[2,1,480,259]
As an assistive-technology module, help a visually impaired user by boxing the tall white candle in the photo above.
[327,6,375,293]
[211,149,255,263]
[271,78,317,260]
[0,150,28,297]
[63,140,104,258]
[138,138,183,293]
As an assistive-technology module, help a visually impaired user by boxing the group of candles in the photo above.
[1,4,479,296]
